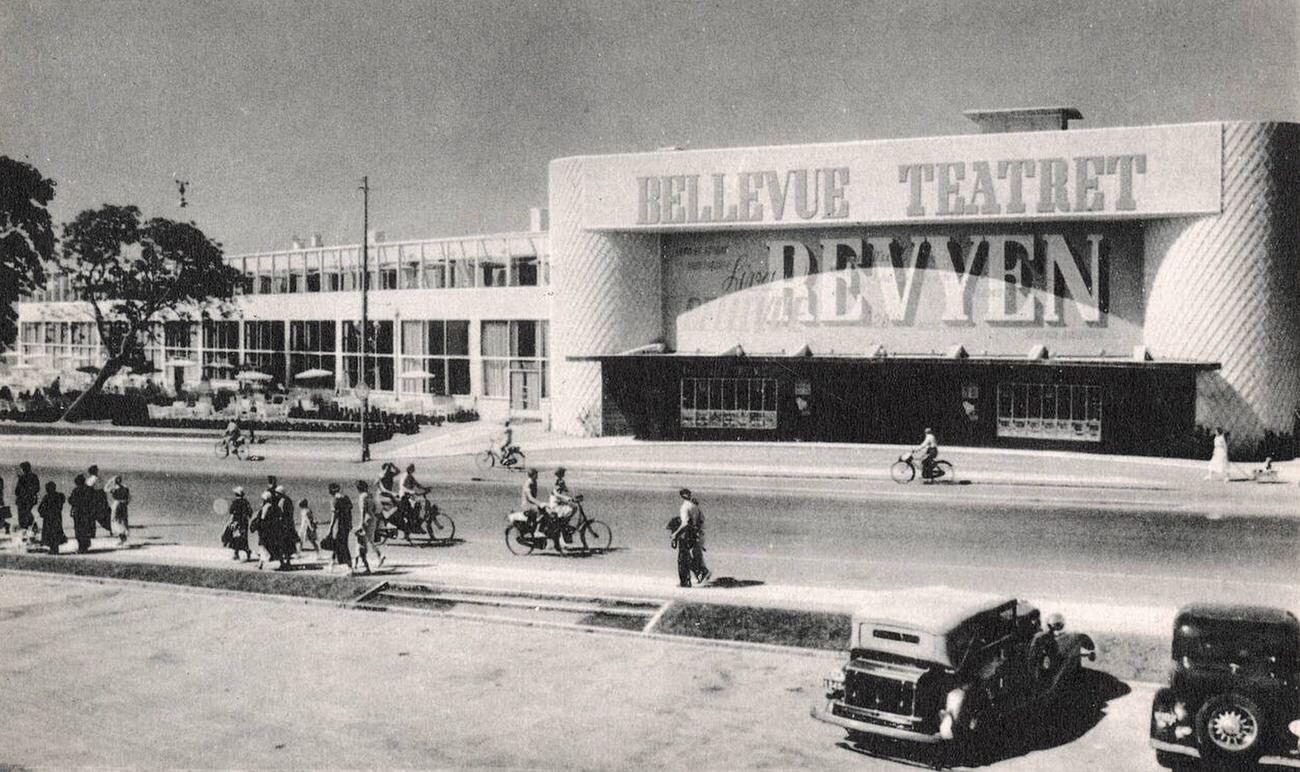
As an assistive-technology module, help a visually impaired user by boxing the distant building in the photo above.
[15,110,1300,453]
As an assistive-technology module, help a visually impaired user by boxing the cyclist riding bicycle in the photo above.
[913,427,939,479]
[546,468,577,547]
[397,463,430,529]
[375,462,402,523]
[520,468,544,537]
[498,418,515,461]
[222,419,245,452]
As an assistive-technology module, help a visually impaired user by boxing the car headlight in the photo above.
[823,671,844,697]
[1173,702,1188,721]
[1153,711,1177,729]
[1288,719,1300,738]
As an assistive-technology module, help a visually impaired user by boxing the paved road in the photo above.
[6,438,1297,610]
[0,572,1165,771]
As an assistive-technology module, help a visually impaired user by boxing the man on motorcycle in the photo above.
[520,468,544,538]
[913,427,940,480]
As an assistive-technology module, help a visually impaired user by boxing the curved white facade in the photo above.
[549,120,1300,451]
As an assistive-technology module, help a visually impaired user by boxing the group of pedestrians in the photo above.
[2,462,131,554]
[221,473,388,575]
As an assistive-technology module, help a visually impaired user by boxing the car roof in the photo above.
[1176,603,1299,628]
[851,586,1015,635]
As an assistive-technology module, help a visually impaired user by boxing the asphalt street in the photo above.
[5,437,1297,610]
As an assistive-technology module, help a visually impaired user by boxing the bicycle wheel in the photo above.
[504,523,534,555]
[890,460,915,484]
[475,451,496,473]
[931,460,954,483]
[214,440,230,459]
[428,512,455,542]
[232,442,246,461]
[580,520,612,552]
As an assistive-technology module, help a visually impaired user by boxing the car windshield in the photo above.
[1175,618,1299,665]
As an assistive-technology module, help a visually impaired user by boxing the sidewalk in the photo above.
[389,419,1300,492]
[2,536,1177,640]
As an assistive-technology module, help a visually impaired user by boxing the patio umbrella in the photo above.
[293,368,334,381]
[165,358,199,368]
[236,371,273,382]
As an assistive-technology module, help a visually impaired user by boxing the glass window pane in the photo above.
[448,358,470,395]
[445,321,469,356]
[481,321,508,357]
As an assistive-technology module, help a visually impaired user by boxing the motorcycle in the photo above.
[374,492,456,545]
[504,495,612,556]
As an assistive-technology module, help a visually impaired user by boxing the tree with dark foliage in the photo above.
[0,157,56,352]
[56,204,240,421]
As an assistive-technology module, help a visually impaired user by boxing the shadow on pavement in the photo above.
[841,668,1131,769]
[703,577,765,589]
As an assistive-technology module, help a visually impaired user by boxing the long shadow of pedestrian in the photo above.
[702,577,765,589]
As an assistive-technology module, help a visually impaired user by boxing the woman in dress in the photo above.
[1205,427,1231,482]
[251,491,276,569]
[324,483,353,573]
[224,486,253,561]
[107,475,131,545]
[37,481,67,554]
[68,474,97,553]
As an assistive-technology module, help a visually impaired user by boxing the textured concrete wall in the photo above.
[548,158,662,436]
[1144,122,1300,450]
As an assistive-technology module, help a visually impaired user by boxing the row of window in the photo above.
[230,236,549,296]
[18,318,548,401]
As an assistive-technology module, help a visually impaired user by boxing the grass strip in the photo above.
[655,601,850,650]
[0,552,376,604]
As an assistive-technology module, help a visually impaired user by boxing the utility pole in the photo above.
[358,176,371,462]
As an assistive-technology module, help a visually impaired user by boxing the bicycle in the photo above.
[374,491,456,545]
[475,444,525,472]
[504,495,612,556]
[213,436,247,460]
[890,453,954,484]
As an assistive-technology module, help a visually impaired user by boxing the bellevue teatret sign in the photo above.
[575,123,1223,228]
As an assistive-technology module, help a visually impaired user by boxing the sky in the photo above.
[2,0,1296,255]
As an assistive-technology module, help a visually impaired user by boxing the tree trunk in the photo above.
[57,359,122,423]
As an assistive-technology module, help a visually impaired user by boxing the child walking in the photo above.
[297,498,320,556]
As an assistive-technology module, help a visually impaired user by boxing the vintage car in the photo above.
[811,587,1096,752]
[1150,603,1300,769]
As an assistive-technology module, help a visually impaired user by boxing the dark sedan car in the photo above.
[1150,603,1300,769]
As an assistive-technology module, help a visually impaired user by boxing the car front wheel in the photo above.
[1195,693,1266,766]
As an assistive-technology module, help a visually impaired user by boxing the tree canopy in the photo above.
[57,204,241,421]
[0,156,57,352]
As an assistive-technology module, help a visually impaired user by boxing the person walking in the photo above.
[325,483,354,574]
[1205,427,1232,482]
[0,472,10,535]
[107,475,131,545]
[297,498,319,557]
[37,481,66,555]
[86,464,111,533]
[68,474,97,553]
[671,488,710,587]
[15,462,40,540]
[273,485,298,568]
[250,491,276,569]
[223,487,253,561]
[354,480,384,574]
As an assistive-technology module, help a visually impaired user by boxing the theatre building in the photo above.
[547,109,1300,454]
[12,108,1299,455]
